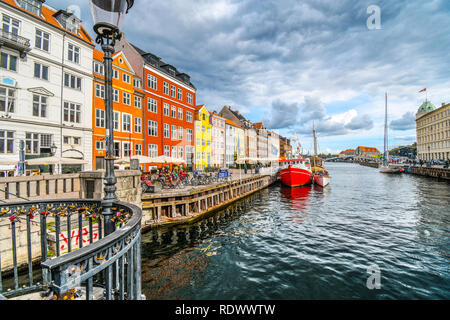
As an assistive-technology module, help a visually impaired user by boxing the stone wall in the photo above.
[79,170,142,208]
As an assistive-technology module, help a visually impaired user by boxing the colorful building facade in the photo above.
[195,105,212,170]
[211,111,226,168]
[92,50,145,170]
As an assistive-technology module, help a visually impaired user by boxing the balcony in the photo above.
[0,30,31,58]
[0,199,143,300]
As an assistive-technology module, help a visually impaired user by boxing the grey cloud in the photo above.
[390,112,416,131]
[264,100,300,129]
[345,114,374,130]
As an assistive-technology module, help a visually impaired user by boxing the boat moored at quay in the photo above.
[279,158,313,187]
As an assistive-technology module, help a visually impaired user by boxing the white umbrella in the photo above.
[152,155,186,164]
[115,155,159,164]
[0,159,17,165]
[26,156,87,165]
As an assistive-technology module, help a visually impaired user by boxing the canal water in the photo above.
[140,163,450,300]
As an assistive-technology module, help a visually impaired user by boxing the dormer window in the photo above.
[53,9,81,35]
[18,0,43,16]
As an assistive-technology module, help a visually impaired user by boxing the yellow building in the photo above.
[195,105,212,170]
[416,101,450,161]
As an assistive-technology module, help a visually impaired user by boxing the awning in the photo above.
[115,155,159,164]
[152,155,186,164]
[26,156,88,165]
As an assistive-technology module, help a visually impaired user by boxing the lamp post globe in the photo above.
[90,0,134,236]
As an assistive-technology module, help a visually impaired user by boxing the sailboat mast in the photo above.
[313,123,318,157]
[384,92,389,164]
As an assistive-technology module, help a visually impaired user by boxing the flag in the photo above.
[419,88,426,93]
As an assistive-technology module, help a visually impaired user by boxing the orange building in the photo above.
[355,146,380,158]
[92,49,145,170]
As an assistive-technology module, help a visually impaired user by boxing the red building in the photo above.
[115,38,196,170]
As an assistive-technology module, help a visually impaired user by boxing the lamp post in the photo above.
[90,0,134,236]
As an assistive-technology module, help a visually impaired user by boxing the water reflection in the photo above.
[140,163,450,300]
[141,195,260,300]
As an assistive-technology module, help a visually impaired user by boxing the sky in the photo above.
[53,0,450,155]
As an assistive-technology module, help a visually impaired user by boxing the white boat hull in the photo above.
[314,175,330,187]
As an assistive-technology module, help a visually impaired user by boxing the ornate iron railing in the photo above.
[0,199,143,300]
[0,29,30,46]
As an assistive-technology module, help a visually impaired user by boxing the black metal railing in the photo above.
[0,199,143,300]
[0,29,31,48]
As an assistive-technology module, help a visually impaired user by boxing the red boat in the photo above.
[279,159,312,187]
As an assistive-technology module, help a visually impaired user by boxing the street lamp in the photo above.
[90,0,134,236]
[50,143,57,156]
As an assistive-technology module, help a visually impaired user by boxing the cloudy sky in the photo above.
[55,0,450,154]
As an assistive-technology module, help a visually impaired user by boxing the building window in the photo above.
[187,92,193,104]
[147,74,157,90]
[171,125,177,140]
[178,146,184,159]
[123,142,131,157]
[133,77,142,89]
[164,123,170,138]
[0,86,16,113]
[134,117,142,133]
[95,83,105,98]
[147,98,157,113]
[172,146,177,158]
[32,94,47,118]
[113,89,119,102]
[123,73,130,84]
[135,144,142,156]
[164,145,170,157]
[0,130,14,154]
[25,132,40,154]
[186,111,193,123]
[163,82,169,95]
[0,52,18,71]
[187,128,193,142]
[18,0,42,15]
[67,43,80,63]
[72,137,81,145]
[148,120,158,137]
[94,62,104,75]
[34,62,49,80]
[178,126,183,140]
[64,73,82,90]
[148,144,158,157]
[96,140,105,150]
[114,142,121,158]
[123,92,131,105]
[113,69,119,79]
[178,88,182,100]
[134,96,142,109]
[95,108,105,128]
[163,103,170,116]
[171,85,176,98]
[64,102,81,123]
[171,105,176,118]
[178,107,183,120]
[122,113,131,132]
[2,15,20,35]
[35,29,50,52]
[113,111,120,131]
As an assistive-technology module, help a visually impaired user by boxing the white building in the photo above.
[0,0,94,175]
[268,131,280,161]
[235,125,245,161]
[225,119,236,167]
